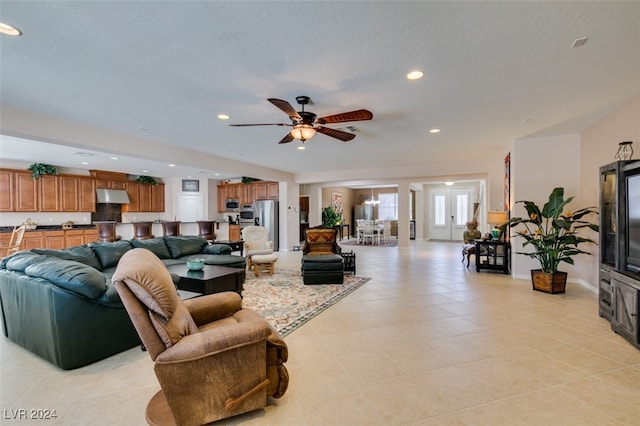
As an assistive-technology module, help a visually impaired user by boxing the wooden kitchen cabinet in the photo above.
[64,229,85,247]
[267,182,279,199]
[78,178,96,212]
[0,169,14,211]
[241,184,255,206]
[228,224,241,241]
[60,176,79,212]
[84,229,99,244]
[151,184,165,212]
[225,184,241,200]
[125,182,164,212]
[255,181,279,200]
[125,182,140,212]
[45,230,66,249]
[14,171,38,212]
[254,182,268,200]
[39,175,60,212]
[217,186,226,213]
[95,179,127,190]
[22,231,45,250]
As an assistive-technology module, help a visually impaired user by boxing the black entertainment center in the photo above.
[599,160,640,349]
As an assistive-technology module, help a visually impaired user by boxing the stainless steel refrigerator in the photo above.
[253,200,279,251]
[353,205,374,220]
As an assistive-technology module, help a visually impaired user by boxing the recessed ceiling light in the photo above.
[168,164,175,167]
[407,70,424,80]
[81,161,89,165]
[0,22,22,36]
[297,146,306,150]
[137,126,148,131]
[142,169,149,173]
[214,173,220,176]
[429,128,441,134]
[110,156,118,160]
[217,114,230,120]
[445,181,454,186]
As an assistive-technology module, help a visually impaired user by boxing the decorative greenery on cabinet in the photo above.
[28,163,58,179]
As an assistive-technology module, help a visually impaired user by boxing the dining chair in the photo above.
[0,226,26,257]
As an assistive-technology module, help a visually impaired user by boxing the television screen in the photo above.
[627,174,640,272]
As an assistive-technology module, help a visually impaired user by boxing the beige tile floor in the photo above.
[2,240,640,425]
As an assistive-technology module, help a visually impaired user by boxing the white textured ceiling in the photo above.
[0,1,639,182]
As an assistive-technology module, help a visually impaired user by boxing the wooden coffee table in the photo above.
[167,264,244,296]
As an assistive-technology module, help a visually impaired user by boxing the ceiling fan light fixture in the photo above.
[407,70,424,80]
[290,124,316,142]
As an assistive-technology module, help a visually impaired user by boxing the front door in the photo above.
[429,187,474,241]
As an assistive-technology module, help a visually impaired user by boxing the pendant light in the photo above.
[365,187,379,205]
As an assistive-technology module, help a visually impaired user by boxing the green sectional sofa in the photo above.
[0,236,246,370]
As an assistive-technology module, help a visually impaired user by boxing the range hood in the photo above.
[96,189,130,204]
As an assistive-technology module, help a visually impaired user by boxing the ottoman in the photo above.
[252,253,278,276]
[301,254,344,285]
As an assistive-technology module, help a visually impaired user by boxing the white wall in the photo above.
[580,93,640,288]
[510,134,582,280]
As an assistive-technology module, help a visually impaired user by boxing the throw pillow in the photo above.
[89,240,133,269]
[130,237,172,259]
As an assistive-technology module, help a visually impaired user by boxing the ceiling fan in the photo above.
[229,96,373,144]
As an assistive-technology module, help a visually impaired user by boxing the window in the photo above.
[434,195,446,225]
[456,194,469,226]
[377,193,398,220]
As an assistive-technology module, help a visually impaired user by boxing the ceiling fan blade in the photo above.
[229,123,290,127]
[316,126,356,142]
[278,133,295,144]
[268,98,302,121]
[316,109,373,124]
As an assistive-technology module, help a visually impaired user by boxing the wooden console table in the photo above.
[475,240,510,274]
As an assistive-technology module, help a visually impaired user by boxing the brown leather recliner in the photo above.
[112,248,289,425]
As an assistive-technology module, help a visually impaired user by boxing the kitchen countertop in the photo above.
[0,224,97,233]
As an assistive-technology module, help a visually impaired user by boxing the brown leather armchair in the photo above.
[112,248,289,425]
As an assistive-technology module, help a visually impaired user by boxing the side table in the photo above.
[475,240,510,274]
[341,251,356,274]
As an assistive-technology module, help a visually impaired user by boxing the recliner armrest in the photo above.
[155,320,271,363]
[183,291,243,326]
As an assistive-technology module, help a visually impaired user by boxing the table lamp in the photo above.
[487,211,508,240]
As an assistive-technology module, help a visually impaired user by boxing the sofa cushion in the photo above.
[89,241,133,269]
[202,243,233,255]
[164,236,207,258]
[2,251,48,272]
[24,258,107,299]
[130,237,172,259]
[32,245,102,270]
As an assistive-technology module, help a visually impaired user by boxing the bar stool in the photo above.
[95,221,121,242]
[162,221,181,236]
[132,221,154,240]
[196,220,216,241]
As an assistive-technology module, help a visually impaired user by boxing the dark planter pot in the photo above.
[530,270,568,294]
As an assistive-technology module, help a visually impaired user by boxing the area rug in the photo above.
[241,270,371,337]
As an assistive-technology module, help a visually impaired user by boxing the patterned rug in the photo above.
[241,269,371,337]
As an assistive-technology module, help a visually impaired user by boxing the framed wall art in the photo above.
[331,191,344,215]
[182,179,200,192]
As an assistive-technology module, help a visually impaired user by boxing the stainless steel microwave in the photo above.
[225,199,240,211]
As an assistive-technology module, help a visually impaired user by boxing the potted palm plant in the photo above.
[508,187,599,294]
